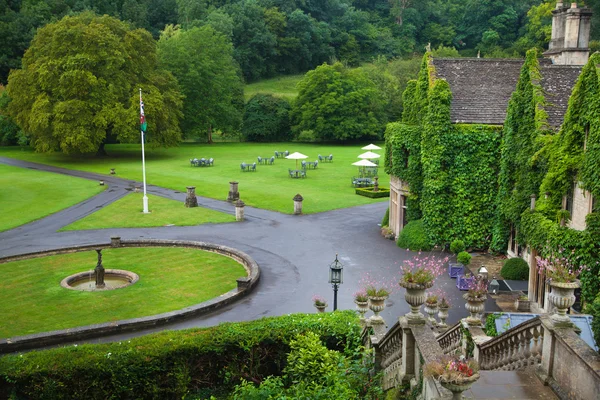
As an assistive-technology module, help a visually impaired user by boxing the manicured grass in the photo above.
[0,143,389,214]
[61,193,235,231]
[0,163,105,232]
[244,74,304,100]
[0,247,246,338]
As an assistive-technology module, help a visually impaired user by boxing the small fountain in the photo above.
[61,249,139,291]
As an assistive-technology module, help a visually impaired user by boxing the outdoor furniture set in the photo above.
[301,160,318,169]
[240,162,257,172]
[274,151,289,158]
[351,177,373,187]
[288,169,306,179]
[318,154,333,162]
[257,156,275,165]
[190,158,214,167]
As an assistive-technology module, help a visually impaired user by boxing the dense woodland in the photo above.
[3,0,600,84]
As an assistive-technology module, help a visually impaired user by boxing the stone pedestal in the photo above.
[110,168,116,175]
[110,236,121,248]
[235,200,245,221]
[293,194,303,215]
[185,186,198,208]
[373,176,379,192]
[134,185,141,193]
[227,181,240,202]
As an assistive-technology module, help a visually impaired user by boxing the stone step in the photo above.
[462,369,558,399]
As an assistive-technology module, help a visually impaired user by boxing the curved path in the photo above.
[0,157,497,347]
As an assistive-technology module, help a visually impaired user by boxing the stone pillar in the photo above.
[110,168,116,175]
[235,199,245,221]
[110,236,121,248]
[400,317,416,383]
[227,181,240,202]
[373,176,379,192]
[185,186,198,208]
[134,185,141,193]
[293,194,303,215]
[99,180,105,186]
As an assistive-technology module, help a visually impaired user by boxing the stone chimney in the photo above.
[544,2,592,65]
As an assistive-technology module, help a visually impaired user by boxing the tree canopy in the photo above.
[242,94,291,142]
[7,13,182,155]
[291,62,384,141]
[157,25,244,142]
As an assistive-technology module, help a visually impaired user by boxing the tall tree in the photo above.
[7,12,183,155]
[157,25,244,142]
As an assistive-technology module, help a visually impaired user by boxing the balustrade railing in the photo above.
[436,321,464,355]
[478,316,544,371]
[377,321,404,390]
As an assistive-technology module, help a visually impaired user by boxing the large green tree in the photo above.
[157,25,244,142]
[7,12,183,155]
[291,62,384,141]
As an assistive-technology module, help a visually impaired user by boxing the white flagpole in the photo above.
[140,88,149,213]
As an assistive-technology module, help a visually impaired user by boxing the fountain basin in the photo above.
[61,269,139,291]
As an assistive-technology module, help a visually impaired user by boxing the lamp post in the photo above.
[329,254,344,311]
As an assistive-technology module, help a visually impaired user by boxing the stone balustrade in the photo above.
[378,321,404,390]
[478,316,544,371]
[436,321,464,355]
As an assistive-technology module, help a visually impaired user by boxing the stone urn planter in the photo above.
[463,294,486,326]
[368,296,388,324]
[424,300,439,324]
[548,280,579,324]
[355,300,369,320]
[439,373,480,400]
[438,305,450,328]
[314,304,327,313]
[399,280,434,323]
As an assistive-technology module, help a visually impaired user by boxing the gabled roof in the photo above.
[432,58,582,128]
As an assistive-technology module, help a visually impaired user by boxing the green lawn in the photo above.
[0,247,246,338]
[0,143,389,214]
[61,192,235,231]
[0,163,105,232]
[244,74,304,100]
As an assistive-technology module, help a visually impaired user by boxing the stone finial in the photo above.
[293,194,303,202]
[235,199,245,207]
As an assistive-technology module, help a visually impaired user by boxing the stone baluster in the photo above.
[510,334,521,370]
[532,325,543,365]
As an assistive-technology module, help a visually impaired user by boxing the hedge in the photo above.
[355,187,390,198]
[0,311,361,399]
[396,219,432,251]
[501,257,529,280]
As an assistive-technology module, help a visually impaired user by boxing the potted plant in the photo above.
[463,276,488,326]
[424,355,480,400]
[366,285,390,323]
[399,254,448,322]
[438,296,451,328]
[353,289,369,319]
[311,295,327,313]
[536,248,584,324]
[515,293,530,312]
[424,293,439,324]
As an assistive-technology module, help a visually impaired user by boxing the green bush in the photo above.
[484,313,503,337]
[0,312,361,399]
[501,257,529,280]
[355,187,390,198]
[586,294,600,350]
[456,251,472,265]
[397,219,432,251]
[450,239,466,255]
[382,207,390,226]
[243,94,292,142]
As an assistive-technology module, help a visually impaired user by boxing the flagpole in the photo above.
[140,88,149,214]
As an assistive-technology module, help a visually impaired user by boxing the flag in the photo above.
[140,92,147,133]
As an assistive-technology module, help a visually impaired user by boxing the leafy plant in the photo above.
[457,251,472,266]
[501,257,529,280]
[466,276,488,299]
[353,289,368,303]
[484,313,503,337]
[396,220,432,251]
[536,247,585,283]
[381,207,390,226]
[312,295,327,307]
[400,253,448,285]
[423,355,479,383]
[450,239,466,255]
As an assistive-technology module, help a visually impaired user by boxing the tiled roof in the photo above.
[432,58,582,128]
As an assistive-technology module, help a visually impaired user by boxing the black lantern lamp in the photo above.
[329,254,344,311]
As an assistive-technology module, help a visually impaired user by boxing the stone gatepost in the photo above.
[373,176,379,192]
[293,194,303,215]
[227,181,240,202]
[185,186,198,208]
[235,199,245,221]
[110,236,121,248]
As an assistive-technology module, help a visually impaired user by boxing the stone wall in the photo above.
[568,183,593,231]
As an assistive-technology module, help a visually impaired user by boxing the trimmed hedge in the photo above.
[501,257,529,280]
[0,312,361,399]
[355,187,390,198]
[396,219,432,251]
[450,239,466,255]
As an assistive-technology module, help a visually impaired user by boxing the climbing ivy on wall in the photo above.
[401,80,418,125]
[491,49,548,253]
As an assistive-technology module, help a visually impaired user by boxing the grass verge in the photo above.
[0,163,105,232]
[0,247,246,338]
[60,193,235,231]
[244,74,304,100]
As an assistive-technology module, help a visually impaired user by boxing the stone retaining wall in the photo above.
[0,239,260,354]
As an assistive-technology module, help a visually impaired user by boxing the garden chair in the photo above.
[208,158,214,166]
[288,169,295,178]
[257,156,262,164]
[284,150,289,157]
[300,170,306,178]
[327,154,333,162]
[190,158,198,167]
[241,163,247,171]
[318,154,324,162]
[275,151,280,158]
[250,162,257,171]
[313,160,318,169]
[301,160,307,169]
[269,156,275,164]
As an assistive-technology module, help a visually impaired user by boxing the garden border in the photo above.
[0,237,260,353]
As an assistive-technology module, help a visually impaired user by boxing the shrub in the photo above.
[296,129,319,142]
[484,313,503,337]
[501,257,529,280]
[397,219,432,251]
[450,239,466,255]
[0,312,361,399]
[242,94,292,142]
[456,251,472,266]
[355,187,390,198]
[382,207,390,226]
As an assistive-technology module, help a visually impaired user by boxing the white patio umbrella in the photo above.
[285,152,309,169]
[358,151,381,159]
[352,159,378,176]
[361,143,382,150]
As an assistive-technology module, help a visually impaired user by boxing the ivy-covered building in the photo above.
[385,2,599,315]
